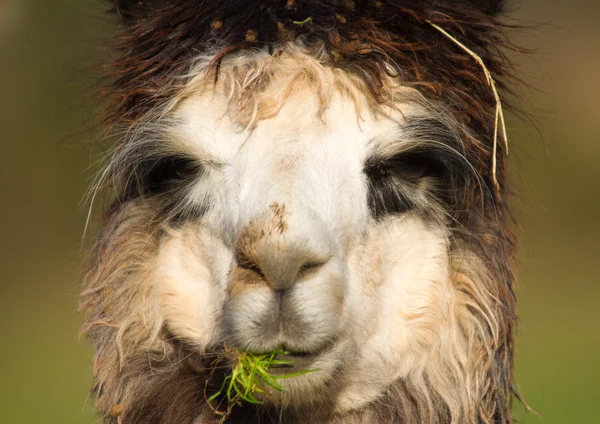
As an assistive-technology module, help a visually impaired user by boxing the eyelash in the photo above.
[123,155,201,199]
[364,151,452,218]
[145,156,199,191]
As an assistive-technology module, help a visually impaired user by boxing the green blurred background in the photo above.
[0,1,598,422]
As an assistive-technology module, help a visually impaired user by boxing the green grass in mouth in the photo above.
[207,347,318,417]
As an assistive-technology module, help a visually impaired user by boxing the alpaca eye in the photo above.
[380,151,447,183]
[139,155,200,195]
[364,150,452,219]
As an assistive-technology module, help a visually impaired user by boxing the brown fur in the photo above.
[103,0,515,199]
[83,1,522,423]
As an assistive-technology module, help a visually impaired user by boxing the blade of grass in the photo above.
[272,368,319,379]
[207,348,320,420]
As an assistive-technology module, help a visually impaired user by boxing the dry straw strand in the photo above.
[426,20,509,191]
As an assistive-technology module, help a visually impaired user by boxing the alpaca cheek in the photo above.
[336,216,451,409]
[356,216,450,354]
[152,228,224,350]
[383,220,451,361]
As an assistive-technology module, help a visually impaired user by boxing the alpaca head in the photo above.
[83,1,518,423]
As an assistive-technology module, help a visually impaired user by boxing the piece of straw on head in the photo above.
[426,20,509,192]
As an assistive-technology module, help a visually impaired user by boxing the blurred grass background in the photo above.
[0,0,598,422]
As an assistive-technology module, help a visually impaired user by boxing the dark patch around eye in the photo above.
[368,150,449,184]
[142,156,200,194]
[365,151,443,219]
[121,155,201,201]
[364,159,415,218]
[364,120,470,220]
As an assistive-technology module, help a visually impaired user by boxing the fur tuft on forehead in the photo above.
[103,0,516,199]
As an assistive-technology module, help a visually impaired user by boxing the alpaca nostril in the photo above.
[236,254,264,278]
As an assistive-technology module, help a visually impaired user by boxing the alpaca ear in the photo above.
[111,0,168,22]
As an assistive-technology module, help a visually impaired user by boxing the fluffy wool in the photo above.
[82,1,521,423]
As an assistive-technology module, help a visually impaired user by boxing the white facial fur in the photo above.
[139,69,460,410]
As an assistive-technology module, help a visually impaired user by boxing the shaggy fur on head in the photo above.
[103,0,515,202]
[82,1,521,423]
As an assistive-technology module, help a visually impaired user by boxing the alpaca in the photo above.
[82,1,521,423]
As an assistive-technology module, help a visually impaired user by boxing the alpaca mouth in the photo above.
[269,351,320,374]
[269,338,339,374]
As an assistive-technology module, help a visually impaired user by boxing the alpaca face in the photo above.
[86,2,519,421]
[103,52,473,408]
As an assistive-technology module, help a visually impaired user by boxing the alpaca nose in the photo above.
[234,203,332,292]
[236,249,327,292]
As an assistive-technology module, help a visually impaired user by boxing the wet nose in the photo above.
[233,203,332,292]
